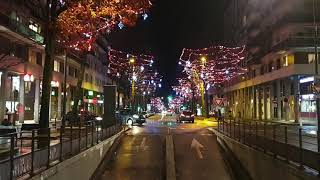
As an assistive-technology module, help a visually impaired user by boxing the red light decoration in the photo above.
[108,49,162,96]
[179,45,247,85]
[57,0,152,51]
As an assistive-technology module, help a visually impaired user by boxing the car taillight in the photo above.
[181,114,185,117]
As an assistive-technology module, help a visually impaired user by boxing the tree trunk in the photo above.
[39,22,56,129]
[72,57,86,114]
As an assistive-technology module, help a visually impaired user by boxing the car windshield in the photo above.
[182,111,192,115]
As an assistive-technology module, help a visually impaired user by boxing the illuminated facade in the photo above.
[224,0,320,123]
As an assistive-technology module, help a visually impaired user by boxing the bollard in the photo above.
[285,126,288,162]
[10,134,15,180]
[229,119,232,137]
[272,125,276,158]
[79,123,81,152]
[47,128,51,168]
[243,122,246,144]
[238,119,241,142]
[233,120,236,138]
[263,122,266,153]
[70,125,73,155]
[31,130,35,174]
[222,120,225,133]
[59,126,63,162]
[96,124,99,144]
[85,125,88,149]
[299,128,303,168]
[255,121,258,146]
[91,122,94,146]
[248,121,251,144]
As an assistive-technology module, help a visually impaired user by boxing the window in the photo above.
[243,15,247,26]
[74,69,78,77]
[59,62,64,73]
[69,66,74,77]
[36,52,42,66]
[29,51,37,64]
[308,54,315,64]
[85,73,89,82]
[283,55,294,67]
[260,66,264,75]
[54,60,60,72]
[29,20,41,33]
[276,59,281,69]
[268,62,273,72]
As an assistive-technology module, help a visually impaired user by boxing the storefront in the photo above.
[83,90,103,115]
[299,77,316,121]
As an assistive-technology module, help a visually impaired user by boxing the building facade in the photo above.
[224,0,320,124]
[0,1,126,125]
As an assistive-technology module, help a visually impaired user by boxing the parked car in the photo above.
[116,109,146,125]
[166,109,174,116]
[178,111,195,123]
[140,111,149,118]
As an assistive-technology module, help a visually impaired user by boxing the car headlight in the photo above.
[133,114,139,119]
[95,117,103,121]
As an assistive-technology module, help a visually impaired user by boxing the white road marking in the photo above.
[191,138,204,159]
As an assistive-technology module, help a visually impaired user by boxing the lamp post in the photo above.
[62,50,67,128]
[200,56,209,117]
[129,58,135,112]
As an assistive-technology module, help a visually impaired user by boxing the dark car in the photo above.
[178,111,195,123]
[116,109,146,125]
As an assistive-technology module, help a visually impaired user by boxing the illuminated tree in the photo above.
[178,45,247,117]
[25,0,152,128]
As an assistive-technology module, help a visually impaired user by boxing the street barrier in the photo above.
[217,119,320,173]
[0,122,123,180]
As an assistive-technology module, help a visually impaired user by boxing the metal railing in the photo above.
[217,119,320,173]
[0,122,123,180]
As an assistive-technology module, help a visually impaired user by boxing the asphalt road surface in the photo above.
[99,114,232,180]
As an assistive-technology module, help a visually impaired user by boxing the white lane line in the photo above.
[166,135,176,180]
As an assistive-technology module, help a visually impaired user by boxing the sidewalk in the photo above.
[195,116,216,122]
[236,118,317,127]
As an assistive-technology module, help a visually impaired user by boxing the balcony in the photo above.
[224,63,318,92]
[0,12,44,44]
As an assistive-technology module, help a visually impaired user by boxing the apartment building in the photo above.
[223,0,320,123]
[0,0,126,125]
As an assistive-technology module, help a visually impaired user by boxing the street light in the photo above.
[201,56,207,64]
[129,58,135,64]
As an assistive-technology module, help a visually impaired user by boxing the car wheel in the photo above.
[127,119,133,125]
[192,120,194,123]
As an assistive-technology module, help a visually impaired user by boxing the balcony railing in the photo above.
[0,12,44,44]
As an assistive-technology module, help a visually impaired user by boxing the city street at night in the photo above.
[99,115,231,180]
[1,0,320,180]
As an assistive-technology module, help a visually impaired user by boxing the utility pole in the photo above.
[312,0,320,152]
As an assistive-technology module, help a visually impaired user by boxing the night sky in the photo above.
[108,0,224,98]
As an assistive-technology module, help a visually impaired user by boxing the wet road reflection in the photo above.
[98,114,230,180]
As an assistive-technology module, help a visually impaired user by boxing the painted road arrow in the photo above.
[191,138,204,159]
[137,137,148,152]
